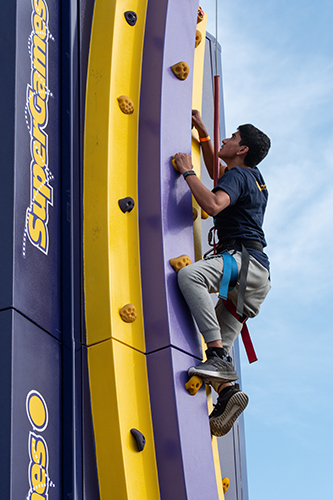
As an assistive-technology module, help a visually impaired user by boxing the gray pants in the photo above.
[178,251,271,354]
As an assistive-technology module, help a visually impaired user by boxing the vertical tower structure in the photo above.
[0,1,249,499]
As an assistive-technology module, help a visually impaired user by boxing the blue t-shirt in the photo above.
[212,166,270,270]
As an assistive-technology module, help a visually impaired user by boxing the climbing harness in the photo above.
[212,239,263,363]
[208,237,263,314]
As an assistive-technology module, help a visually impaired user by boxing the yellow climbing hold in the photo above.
[201,208,209,219]
[222,477,230,494]
[192,207,198,221]
[172,156,178,171]
[171,61,190,81]
[185,375,203,395]
[195,30,202,48]
[119,304,137,323]
[117,95,134,114]
[169,255,191,273]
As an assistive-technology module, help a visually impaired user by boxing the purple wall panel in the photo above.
[147,347,219,500]
[139,3,222,498]
[139,0,202,357]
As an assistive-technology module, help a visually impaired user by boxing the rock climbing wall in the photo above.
[0,0,249,498]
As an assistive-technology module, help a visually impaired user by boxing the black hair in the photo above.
[237,124,271,167]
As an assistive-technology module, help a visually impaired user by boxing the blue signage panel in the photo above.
[13,0,61,338]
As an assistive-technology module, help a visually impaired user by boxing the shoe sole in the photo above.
[210,392,249,437]
[188,366,239,383]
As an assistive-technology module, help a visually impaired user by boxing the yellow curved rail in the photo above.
[83,0,160,498]
[191,13,225,500]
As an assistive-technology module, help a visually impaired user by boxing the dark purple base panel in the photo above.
[147,347,219,500]
[0,309,62,499]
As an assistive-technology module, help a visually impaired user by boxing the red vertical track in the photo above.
[213,75,220,187]
[213,75,220,253]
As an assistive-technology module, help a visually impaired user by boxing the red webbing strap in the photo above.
[212,75,220,256]
[222,299,258,363]
[239,322,258,364]
[213,75,220,188]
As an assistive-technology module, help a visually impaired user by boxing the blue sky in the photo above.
[202,1,333,498]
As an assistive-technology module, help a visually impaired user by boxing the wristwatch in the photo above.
[183,170,196,179]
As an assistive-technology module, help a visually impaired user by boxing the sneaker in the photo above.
[187,348,239,383]
[209,384,249,437]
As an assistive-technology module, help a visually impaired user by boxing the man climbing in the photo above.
[174,109,271,437]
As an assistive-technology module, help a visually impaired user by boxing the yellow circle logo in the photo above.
[26,390,48,431]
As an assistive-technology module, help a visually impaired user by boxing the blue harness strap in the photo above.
[218,252,238,300]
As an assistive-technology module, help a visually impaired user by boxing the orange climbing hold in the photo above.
[197,6,205,24]
[171,61,190,81]
[169,255,191,272]
[185,375,203,395]
[119,304,137,322]
[117,95,134,114]
[222,477,230,494]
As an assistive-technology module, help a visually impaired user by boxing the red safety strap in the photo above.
[212,75,220,256]
[213,75,220,189]
[222,298,258,363]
